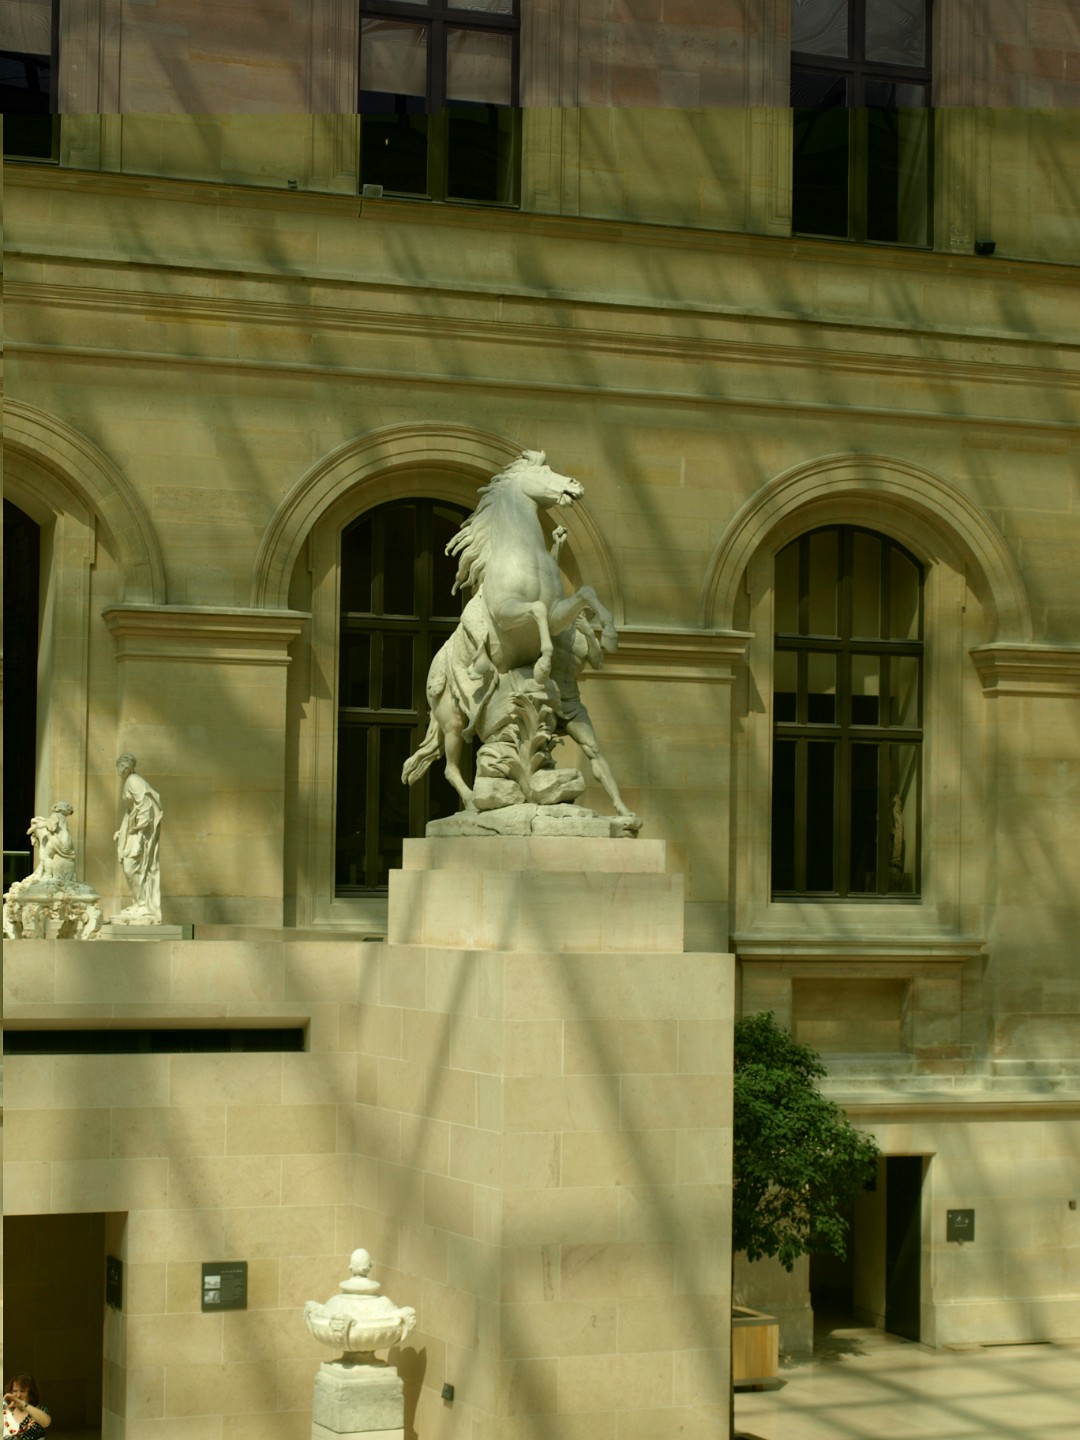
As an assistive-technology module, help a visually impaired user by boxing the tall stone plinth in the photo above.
[369,837,734,1440]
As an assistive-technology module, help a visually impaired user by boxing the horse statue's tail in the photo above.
[402,713,442,788]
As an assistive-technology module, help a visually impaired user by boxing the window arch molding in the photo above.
[3,406,166,855]
[253,421,622,621]
[4,399,165,603]
[700,453,1031,646]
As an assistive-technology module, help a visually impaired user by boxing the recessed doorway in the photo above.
[810,1154,928,1345]
[3,1213,109,1438]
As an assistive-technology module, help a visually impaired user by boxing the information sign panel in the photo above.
[201,1260,248,1311]
[946,1209,975,1243]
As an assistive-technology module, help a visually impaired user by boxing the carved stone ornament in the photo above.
[3,801,103,940]
[304,1249,417,1363]
[113,753,164,924]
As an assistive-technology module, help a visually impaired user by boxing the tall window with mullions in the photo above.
[336,499,471,891]
[360,0,520,205]
[1,0,58,160]
[791,0,932,245]
[771,526,923,899]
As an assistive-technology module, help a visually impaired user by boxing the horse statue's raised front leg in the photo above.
[548,586,618,655]
[490,595,556,684]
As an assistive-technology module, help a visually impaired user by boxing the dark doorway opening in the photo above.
[885,1154,923,1341]
[3,1213,107,1437]
[809,1154,926,1345]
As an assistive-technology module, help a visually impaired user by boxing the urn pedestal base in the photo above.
[312,1359,404,1437]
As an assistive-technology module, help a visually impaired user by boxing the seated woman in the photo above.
[3,1376,50,1437]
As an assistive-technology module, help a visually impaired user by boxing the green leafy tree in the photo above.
[733,1011,880,1271]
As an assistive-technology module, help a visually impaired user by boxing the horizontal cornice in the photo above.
[7,164,1080,288]
[102,605,309,665]
[970,644,1080,697]
[586,627,752,683]
[830,1093,1080,1119]
[7,275,1079,396]
[735,935,987,963]
[10,338,1077,436]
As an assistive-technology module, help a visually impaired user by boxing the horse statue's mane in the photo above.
[447,449,548,595]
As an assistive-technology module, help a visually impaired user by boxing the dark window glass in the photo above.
[359,0,520,204]
[3,1028,306,1054]
[336,497,471,891]
[3,502,40,889]
[790,0,932,246]
[771,525,923,899]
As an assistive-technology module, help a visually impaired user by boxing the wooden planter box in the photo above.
[732,1306,780,1388]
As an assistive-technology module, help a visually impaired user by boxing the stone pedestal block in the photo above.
[312,1361,404,1434]
[368,836,736,1438]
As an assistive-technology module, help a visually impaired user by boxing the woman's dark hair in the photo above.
[6,1375,41,1406]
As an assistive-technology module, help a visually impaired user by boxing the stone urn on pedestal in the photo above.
[304,1249,416,1440]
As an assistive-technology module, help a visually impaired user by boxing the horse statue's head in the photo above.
[502,450,584,510]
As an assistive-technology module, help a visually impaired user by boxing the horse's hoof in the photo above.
[533,660,552,683]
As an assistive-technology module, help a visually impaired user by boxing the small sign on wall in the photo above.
[201,1260,248,1311]
[947,1209,975,1243]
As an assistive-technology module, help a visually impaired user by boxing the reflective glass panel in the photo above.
[849,742,880,892]
[771,739,798,891]
[0,0,53,54]
[340,633,371,709]
[341,517,373,614]
[774,541,800,633]
[851,655,880,725]
[447,102,517,203]
[888,655,919,728]
[360,19,427,96]
[807,652,837,723]
[360,102,429,194]
[851,530,881,637]
[381,633,414,710]
[889,546,920,638]
[866,100,930,246]
[792,86,849,238]
[452,0,514,10]
[447,26,512,104]
[808,529,839,635]
[377,727,414,884]
[791,0,849,57]
[806,742,836,890]
[382,504,416,615]
[885,744,918,892]
[775,650,798,722]
[335,725,369,888]
[865,0,926,67]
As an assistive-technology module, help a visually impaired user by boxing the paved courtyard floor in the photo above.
[735,1319,1080,1440]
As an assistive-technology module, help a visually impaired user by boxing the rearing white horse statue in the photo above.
[402,450,618,809]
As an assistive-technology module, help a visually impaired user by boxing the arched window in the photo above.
[771,525,923,898]
[335,497,471,891]
[3,500,41,887]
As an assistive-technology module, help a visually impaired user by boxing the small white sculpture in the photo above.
[402,450,639,835]
[113,753,163,924]
[304,1248,416,1362]
[3,801,102,940]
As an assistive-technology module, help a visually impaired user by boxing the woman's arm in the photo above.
[23,1403,50,1429]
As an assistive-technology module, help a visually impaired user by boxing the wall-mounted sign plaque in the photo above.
[106,1255,123,1310]
[946,1209,975,1243]
[201,1260,248,1311]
